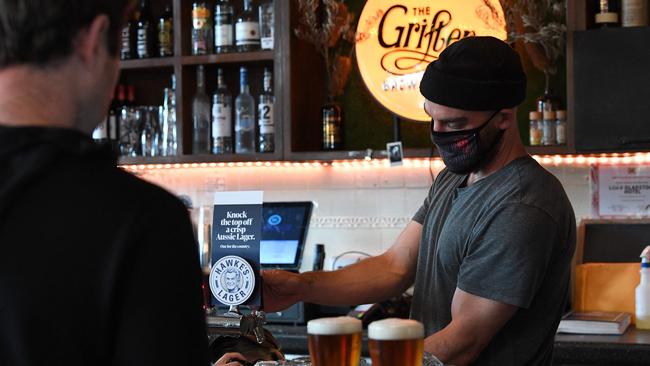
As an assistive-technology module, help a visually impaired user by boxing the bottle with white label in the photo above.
[214,0,234,53]
[235,67,256,153]
[258,68,274,153]
[236,0,261,52]
[212,68,233,154]
[136,0,153,59]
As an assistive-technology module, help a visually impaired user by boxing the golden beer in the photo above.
[307,317,362,366]
[368,318,425,366]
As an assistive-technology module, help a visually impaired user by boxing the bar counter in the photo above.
[209,324,650,365]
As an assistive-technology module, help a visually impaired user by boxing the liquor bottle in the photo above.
[212,68,233,154]
[136,0,154,59]
[157,4,174,57]
[108,87,121,151]
[259,0,274,50]
[127,85,136,106]
[322,99,343,150]
[120,10,136,60]
[192,2,214,55]
[235,67,256,153]
[596,0,620,27]
[235,0,261,52]
[161,75,178,156]
[622,0,649,27]
[214,0,234,53]
[193,65,211,154]
[258,68,274,153]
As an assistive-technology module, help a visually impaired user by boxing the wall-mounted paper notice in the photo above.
[592,165,650,218]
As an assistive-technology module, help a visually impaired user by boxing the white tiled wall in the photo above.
[137,162,591,272]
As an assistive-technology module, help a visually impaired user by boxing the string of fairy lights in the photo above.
[119,152,650,172]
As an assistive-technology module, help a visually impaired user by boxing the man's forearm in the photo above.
[298,253,413,306]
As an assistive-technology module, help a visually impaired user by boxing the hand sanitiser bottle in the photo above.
[636,246,650,329]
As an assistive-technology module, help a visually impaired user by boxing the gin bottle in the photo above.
[258,68,274,153]
[235,67,255,153]
[193,65,211,154]
[212,68,233,154]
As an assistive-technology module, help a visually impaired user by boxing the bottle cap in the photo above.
[556,110,567,120]
[529,111,542,120]
[543,110,556,120]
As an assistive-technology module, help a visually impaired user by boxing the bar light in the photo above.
[119,152,650,172]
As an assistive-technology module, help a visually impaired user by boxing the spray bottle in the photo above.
[636,246,650,329]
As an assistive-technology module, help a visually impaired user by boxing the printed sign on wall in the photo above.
[591,165,650,217]
[355,0,507,121]
[210,191,263,307]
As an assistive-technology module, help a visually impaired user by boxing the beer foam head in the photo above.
[368,318,424,340]
[307,317,362,335]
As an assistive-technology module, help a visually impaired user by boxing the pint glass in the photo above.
[368,318,424,366]
[307,317,362,366]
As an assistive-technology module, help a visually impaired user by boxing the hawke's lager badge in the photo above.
[209,255,256,306]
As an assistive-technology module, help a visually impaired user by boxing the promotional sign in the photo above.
[591,165,650,217]
[356,0,507,121]
[210,191,263,307]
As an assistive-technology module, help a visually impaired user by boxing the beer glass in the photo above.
[307,317,362,366]
[368,318,425,366]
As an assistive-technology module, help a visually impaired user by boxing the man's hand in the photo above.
[214,352,248,366]
[261,269,309,312]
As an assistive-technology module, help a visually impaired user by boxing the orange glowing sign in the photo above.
[356,0,507,122]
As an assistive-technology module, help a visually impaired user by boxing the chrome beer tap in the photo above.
[206,305,266,344]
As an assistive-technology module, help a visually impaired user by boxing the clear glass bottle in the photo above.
[193,66,211,154]
[212,68,233,154]
[258,68,274,153]
[542,110,557,146]
[236,0,261,52]
[259,0,274,50]
[157,5,174,57]
[136,0,154,59]
[192,2,213,55]
[214,0,234,53]
[235,67,256,153]
[529,111,543,146]
[161,75,178,156]
[556,110,567,145]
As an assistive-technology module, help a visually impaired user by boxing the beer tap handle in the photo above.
[252,310,266,344]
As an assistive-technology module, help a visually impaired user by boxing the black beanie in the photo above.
[419,36,527,111]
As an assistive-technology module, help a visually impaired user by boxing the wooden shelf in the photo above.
[526,145,573,155]
[118,152,283,165]
[120,57,176,70]
[180,51,274,66]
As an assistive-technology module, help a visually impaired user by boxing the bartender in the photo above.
[263,37,576,366]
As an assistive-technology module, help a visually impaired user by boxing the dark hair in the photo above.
[0,0,131,68]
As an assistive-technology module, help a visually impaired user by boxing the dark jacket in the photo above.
[0,126,209,365]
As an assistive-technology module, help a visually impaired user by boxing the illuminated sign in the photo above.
[356,0,508,121]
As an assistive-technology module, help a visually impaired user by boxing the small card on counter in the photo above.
[557,311,631,335]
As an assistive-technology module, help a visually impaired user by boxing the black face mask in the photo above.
[430,110,503,175]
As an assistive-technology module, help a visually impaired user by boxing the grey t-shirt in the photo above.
[411,156,576,366]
